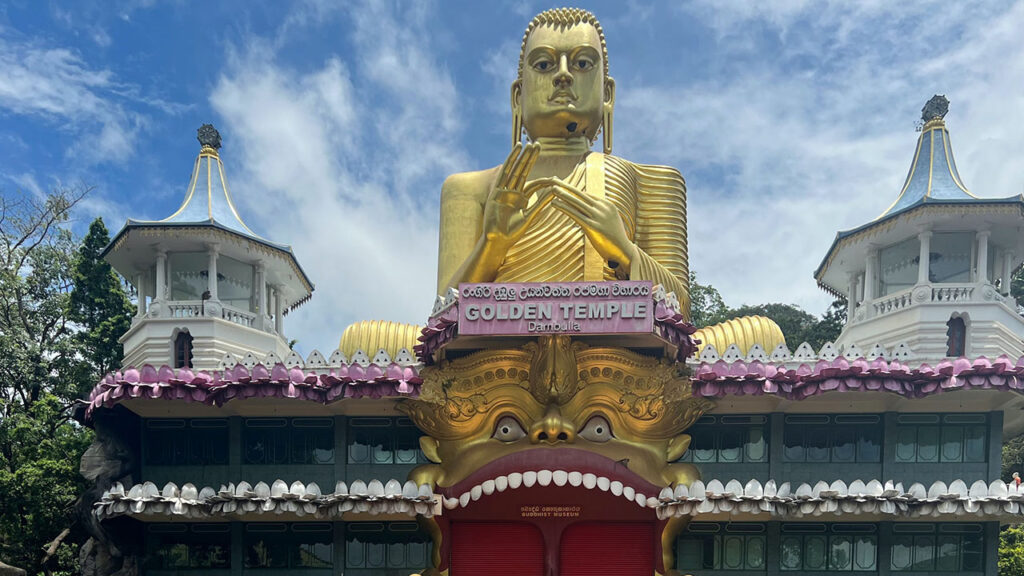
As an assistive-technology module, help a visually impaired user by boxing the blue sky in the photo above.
[2,1,1023,353]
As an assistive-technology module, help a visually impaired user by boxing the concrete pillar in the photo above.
[1005,251,1015,296]
[846,273,857,322]
[977,231,990,283]
[856,274,864,303]
[134,272,146,317]
[274,285,284,335]
[917,230,932,284]
[254,261,265,329]
[206,243,220,302]
[864,248,878,313]
[154,248,167,302]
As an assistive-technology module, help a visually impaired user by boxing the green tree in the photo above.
[689,271,727,328]
[1001,525,1024,576]
[0,188,95,576]
[69,218,134,378]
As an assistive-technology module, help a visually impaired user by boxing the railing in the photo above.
[872,287,914,316]
[168,301,202,318]
[932,284,974,302]
[221,304,257,328]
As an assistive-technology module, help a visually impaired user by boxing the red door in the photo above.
[451,522,545,576]
[560,522,655,576]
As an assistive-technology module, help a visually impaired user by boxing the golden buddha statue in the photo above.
[437,8,690,315]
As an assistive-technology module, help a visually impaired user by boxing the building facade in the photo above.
[76,11,1024,576]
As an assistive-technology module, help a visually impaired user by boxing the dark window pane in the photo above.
[964,425,987,463]
[854,536,877,571]
[857,425,881,462]
[691,430,716,463]
[721,536,744,570]
[244,537,288,569]
[746,535,766,569]
[832,427,856,463]
[935,535,958,571]
[940,425,963,462]
[394,429,421,465]
[746,427,767,462]
[805,427,829,463]
[781,536,802,571]
[804,535,827,570]
[829,535,852,571]
[891,536,913,571]
[961,533,984,571]
[912,535,935,571]
[895,427,917,462]
[784,427,805,462]
[917,427,940,463]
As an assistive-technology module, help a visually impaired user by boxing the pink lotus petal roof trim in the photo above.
[80,361,422,423]
[692,354,1024,400]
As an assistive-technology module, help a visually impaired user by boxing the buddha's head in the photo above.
[513,7,615,152]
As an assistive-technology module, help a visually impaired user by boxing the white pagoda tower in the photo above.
[816,96,1024,362]
[103,125,313,371]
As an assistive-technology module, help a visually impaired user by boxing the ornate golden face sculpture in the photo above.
[513,11,614,149]
[403,336,710,490]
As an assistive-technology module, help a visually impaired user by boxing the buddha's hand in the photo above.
[546,179,636,272]
[482,142,554,248]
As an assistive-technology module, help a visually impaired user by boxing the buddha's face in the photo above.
[517,22,613,142]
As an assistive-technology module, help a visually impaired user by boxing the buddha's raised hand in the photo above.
[481,142,553,248]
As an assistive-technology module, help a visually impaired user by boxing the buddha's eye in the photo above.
[575,59,592,70]
[492,416,527,443]
[579,416,613,443]
[534,60,552,71]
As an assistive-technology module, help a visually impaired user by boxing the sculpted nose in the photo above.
[530,405,576,444]
[553,54,572,87]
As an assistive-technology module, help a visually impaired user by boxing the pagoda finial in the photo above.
[921,95,949,123]
[197,124,222,151]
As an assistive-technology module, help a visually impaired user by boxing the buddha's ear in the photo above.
[420,436,443,464]
[510,80,523,148]
[666,433,691,462]
[604,76,616,106]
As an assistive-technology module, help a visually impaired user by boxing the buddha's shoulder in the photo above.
[441,166,502,202]
[602,154,686,191]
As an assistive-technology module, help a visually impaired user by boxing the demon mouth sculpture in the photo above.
[401,334,713,575]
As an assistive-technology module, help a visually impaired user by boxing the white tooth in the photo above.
[471,485,483,501]
[538,470,553,486]
[553,470,568,487]
[459,492,471,507]
[495,476,508,492]
[623,486,635,501]
[646,496,659,508]
[509,473,523,489]
[482,480,496,495]
[611,481,624,496]
[568,471,583,487]
[523,471,538,488]
[597,476,611,491]
[583,474,598,489]
[444,497,459,510]
[635,492,646,506]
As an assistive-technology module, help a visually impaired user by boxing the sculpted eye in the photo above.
[492,416,527,442]
[534,60,552,71]
[579,416,613,443]
[575,59,592,70]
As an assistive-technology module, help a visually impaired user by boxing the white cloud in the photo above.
[614,1,1024,316]
[210,1,469,352]
[0,33,144,163]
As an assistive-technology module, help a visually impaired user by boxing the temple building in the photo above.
[75,10,1024,576]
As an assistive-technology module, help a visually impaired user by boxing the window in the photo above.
[145,524,230,570]
[348,418,428,465]
[946,317,966,357]
[879,238,920,296]
[780,524,876,572]
[174,331,194,369]
[244,523,333,569]
[677,416,768,464]
[677,523,766,571]
[217,254,254,311]
[144,419,228,466]
[244,418,334,465]
[891,524,984,572]
[169,252,208,301]
[894,414,986,463]
[783,415,881,463]
[345,522,429,569]
[930,233,972,283]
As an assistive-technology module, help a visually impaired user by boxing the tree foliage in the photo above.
[689,271,845,350]
[0,190,132,576]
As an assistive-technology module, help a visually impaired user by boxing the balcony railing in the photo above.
[852,282,1015,324]
[221,304,257,328]
[155,300,270,332]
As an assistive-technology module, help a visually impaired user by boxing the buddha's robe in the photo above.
[440,152,691,316]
